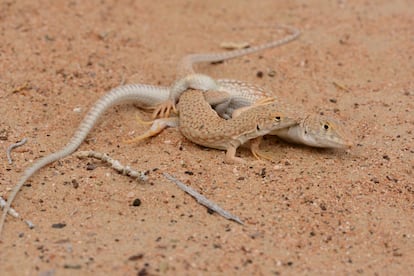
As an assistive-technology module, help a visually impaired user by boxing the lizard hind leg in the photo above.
[124,117,179,144]
[231,97,277,118]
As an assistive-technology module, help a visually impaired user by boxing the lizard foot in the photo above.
[251,148,275,162]
[135,114,154,126]
[124,130,160,144]
[224,145,247,164]
[253,97,277,106]
[249,137,276,162]
[224,155,246,164]
[124,117,179,144]
[152,100,177,119]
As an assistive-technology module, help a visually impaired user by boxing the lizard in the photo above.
[128,91,353,154]
[147,23,352,149]
[153,89,299,163]
[0,24,352,236]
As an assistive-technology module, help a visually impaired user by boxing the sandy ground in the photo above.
[0,0,413,275]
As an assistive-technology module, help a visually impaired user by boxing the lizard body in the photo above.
[177,90,298,163]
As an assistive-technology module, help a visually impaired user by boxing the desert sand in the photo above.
[0,0,413,275]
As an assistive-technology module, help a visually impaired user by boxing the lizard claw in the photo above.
[124,130,159,144]
[251,148,275,162]
[152,100,177,119]
[249,137,276,162]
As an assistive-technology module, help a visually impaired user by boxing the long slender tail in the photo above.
[0,83,170,237]
[178,25,300,76]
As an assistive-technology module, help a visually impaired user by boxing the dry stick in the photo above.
[75,151,148,182]
[6,138,28,164]
[163,173,244,225]
[76,150,243,224]
[0,196,34,229]
[0,196,20,218]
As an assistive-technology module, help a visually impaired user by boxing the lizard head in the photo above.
[298,115,353,149]
[256,108,299,134]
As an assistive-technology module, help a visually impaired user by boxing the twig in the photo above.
[6,138,28,164]
[0,196,20,218]
[163,172,244,225]
[75,151,148,182]
[0,196,34,229]
[332,81,350,92]
[75,150,242,224]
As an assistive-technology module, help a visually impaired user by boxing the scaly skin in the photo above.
[128,89,299,164]
[178,90,299,163]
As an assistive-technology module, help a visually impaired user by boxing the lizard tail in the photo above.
[0,83,170,237]
[178,25,300,76]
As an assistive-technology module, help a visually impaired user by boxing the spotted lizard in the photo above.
[155,89,299,163]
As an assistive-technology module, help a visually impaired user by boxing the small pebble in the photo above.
[132,198,141,207]
[128,253,144,261]
[0,128,8,140]
[137,268,148,276]
[273,165,282,170]
[259,168,266,178]
[370,177,380,184]
[72,179,79,189]
[73,107,82,113]
[86,163,97,170]
[52,223,66,229]
[63,264,81,269]
[267,70,276,77]
[386,175,398,183]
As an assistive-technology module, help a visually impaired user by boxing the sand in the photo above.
[0,0,413,274]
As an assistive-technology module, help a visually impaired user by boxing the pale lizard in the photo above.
[0,25,351,236]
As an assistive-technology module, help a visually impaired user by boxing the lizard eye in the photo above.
[256,124,261,131]
[275,116,281,121]
[323,124,329,130]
